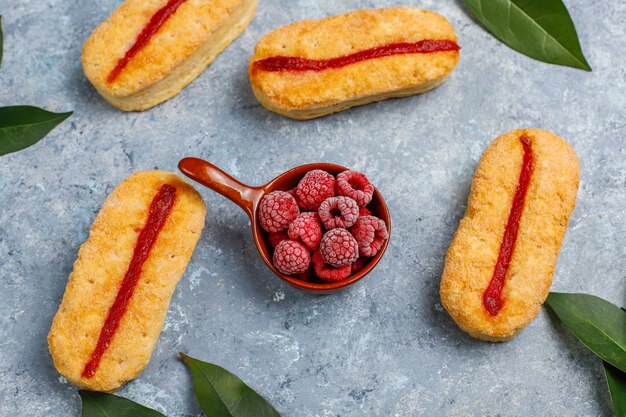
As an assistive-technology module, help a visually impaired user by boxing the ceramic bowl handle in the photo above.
[178,157,262,218]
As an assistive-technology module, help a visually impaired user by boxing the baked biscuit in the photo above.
[48,171,206,391]
[83,0,257,111]
[440,129,580,341]
[249,7,460,120]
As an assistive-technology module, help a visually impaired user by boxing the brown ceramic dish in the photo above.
[178,158,391,294]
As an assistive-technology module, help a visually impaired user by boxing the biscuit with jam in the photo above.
[249,6,460,120]
[440,129,580,341]
[83,0,257,110]
[48,171,205,391]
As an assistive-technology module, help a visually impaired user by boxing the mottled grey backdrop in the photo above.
[0,0,624,416]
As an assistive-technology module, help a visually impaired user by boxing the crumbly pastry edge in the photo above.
[251,75,450,120]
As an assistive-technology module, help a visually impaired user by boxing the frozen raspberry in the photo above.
[287,189,297,198]
[351,216,388,257]
[295,170,335,210]
[336,170,374,207]
[351,258,366,274]
[319,228,359,267]
[359,207,372,217]
[288,212,322,251]
[268,231,288,249]
[273,240,310,275]
[312,250,351,282]
[259,191,299,233]
[318,196,359,229]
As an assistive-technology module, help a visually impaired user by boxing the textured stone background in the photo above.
[0,0,624,416]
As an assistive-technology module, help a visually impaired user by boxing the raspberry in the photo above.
[336,170,374,207]
[351,216,389,257]
[268,231,288,249]
[259,191,299,233]
[288,212,322,251]
[295,170,335,210]
[318,196,359,229]
[273,240,310,275]
[312,250,351,282]
[351,258,366,274]
[319,228,359,267]
[359,207,372,217]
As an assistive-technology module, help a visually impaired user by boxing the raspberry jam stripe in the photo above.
[82,184,177,378]
[107,0,189,83]
[253,39,460,72]
[483,136,534,316]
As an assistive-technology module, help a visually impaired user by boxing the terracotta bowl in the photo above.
[178,158,391,294]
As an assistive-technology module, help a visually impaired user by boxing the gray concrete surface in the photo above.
[0,0,624,416]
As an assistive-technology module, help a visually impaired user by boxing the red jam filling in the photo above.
[82,184,177,378]
[482,136,534,316]
[107,0,189,83]
[253,39,460,72]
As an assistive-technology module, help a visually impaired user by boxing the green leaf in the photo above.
[463,0,591,71]
[0,106,72,156]
[79,390,166,417]
[180,352,282,417]
[545,293,626,373]
[604,362,626,417]
[0,16,4,67]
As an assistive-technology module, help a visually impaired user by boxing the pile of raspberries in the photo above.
[259,169,388,282]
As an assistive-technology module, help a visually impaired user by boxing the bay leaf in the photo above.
[180,352,282,417]
[79,390,166,417]
[604,362,626,417]
[545,292,626,372]
[0,106,72,156]
[463,0,591,71]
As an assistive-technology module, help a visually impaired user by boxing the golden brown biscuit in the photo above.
[440,129,580,341]
[48,171,206,391]
[249,6,460,120]
[83,0,257,111]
